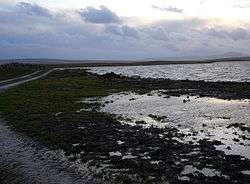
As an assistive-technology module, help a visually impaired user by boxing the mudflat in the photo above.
[0,68,249,183]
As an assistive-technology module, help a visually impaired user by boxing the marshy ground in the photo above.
[0,65,249,184]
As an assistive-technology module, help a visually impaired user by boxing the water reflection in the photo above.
[87,61,250,82]
[79,91,250,159]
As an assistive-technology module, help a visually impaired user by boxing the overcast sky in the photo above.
[1,0,250,60]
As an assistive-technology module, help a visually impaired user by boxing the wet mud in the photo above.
[1,69,250,184]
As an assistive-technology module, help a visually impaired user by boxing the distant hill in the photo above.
[0,58,133,65]
[216,52,247,58]
[0,52,250,66]
[205,52,248,60]
[145,52,249,61]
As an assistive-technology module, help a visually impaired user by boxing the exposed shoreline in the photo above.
[92,71,250,100]
[0,68,249,184]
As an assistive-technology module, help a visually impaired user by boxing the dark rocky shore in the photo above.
[93,71,250,100]
[64,71,250,183]
[64,114,250,184]
[0,69,249,184]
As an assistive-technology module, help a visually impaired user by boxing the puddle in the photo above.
[99,92,250,128]
[180,165,222,177]
[109,151,122,157]
[78,91,250,159]
[122,153,137,160]
[178,175,190,181]
[241,170,250,175]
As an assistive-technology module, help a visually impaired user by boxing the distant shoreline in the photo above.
[0,57,250,67]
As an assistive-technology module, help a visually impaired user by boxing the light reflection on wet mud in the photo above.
[81,91,250,160]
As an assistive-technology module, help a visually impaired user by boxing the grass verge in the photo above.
[0,63,46,81]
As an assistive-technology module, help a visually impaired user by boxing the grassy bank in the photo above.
[0,70,118,150]
[0,63,46,81]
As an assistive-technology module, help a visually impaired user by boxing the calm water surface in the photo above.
[87,61,250,82]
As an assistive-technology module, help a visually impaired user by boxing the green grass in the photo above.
[0,63,45,81]
[0,70,123,151]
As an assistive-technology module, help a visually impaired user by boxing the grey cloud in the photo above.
[1,3,250,60]
[207,28,250,41]
[79,6,121,24]
[230,28,250,40]
[122,26,139,38]
[207,28,228,39]
[105,25,123,36]
[152,5,183,13]
[142,27,169,41]
[105,25,139,38]
[152,19,207,33]
[17,2,51,17]
[140,19,250,55]
[137,19,206,47]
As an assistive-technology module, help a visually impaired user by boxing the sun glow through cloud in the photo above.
[21,0,250,23]
[0,0,250,59]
